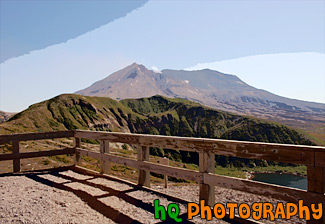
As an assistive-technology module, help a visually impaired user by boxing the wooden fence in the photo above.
[0,130,324,223]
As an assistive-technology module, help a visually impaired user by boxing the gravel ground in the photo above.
[0,170,306,224]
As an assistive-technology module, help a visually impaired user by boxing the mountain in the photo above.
[76,63,166,100]
[0,110,16,123]
[0,94,315,166]
[76,63,325,143]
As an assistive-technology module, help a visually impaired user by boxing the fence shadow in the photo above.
[22,168,198,224]
[1,167,251,224]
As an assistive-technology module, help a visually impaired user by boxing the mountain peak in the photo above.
[126,62,147,71]
[129,62,141,67]
[76,64,325,128]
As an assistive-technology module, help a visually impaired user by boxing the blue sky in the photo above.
[0,0,324,112]
[0,0,147,62]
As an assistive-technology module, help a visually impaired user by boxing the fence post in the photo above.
[100,140,110,174]
[307,166,325,224]
[199,151,215,206]
[137,145,150,187]
[74,137,81,166]
[12,140,20,173]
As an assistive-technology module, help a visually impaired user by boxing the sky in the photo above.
[187,52,325,104]
[0,0,148,62]
[0,0,324,112]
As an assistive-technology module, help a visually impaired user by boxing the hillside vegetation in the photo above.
[0,94,315,168]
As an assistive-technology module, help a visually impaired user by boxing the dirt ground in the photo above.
[0,169,307,224]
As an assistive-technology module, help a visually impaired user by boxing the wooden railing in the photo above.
[0,130,324,223]
[0,131,75,172]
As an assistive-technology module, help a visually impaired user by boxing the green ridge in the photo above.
[0,94,315,168]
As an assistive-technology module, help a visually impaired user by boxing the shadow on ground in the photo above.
[0,167,243,224]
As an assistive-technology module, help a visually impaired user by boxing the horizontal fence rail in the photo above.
[77,148,202,182]
[75,130,325,167]
[0,131,74,144]
[1,130,324,224]
[0,148,74,161]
